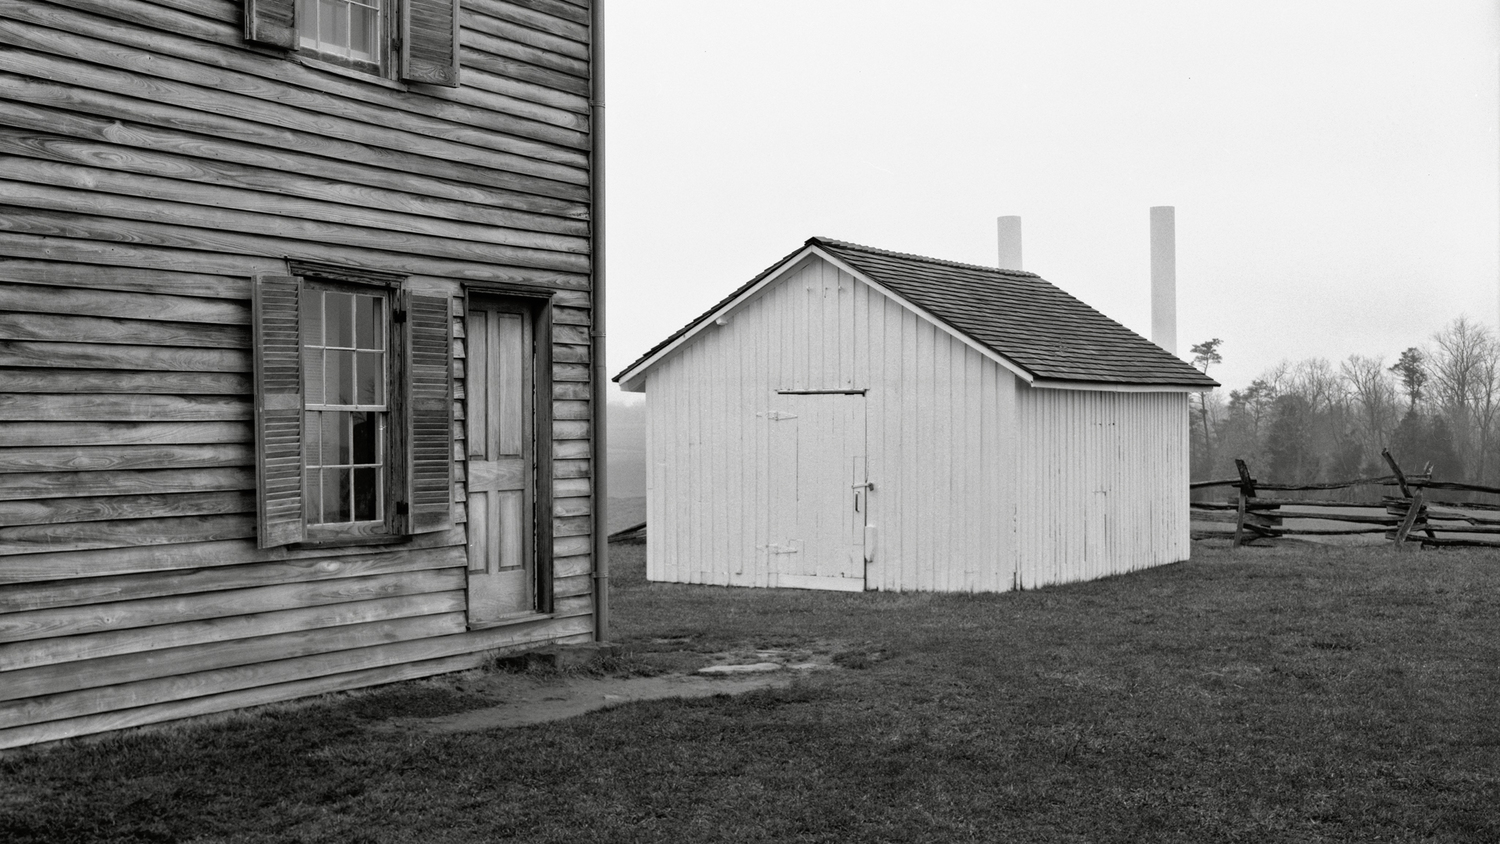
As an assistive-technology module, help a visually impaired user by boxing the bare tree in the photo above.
[1189,339,1222,479]
[1340,354,1398,462]
[1429,317,1493,480]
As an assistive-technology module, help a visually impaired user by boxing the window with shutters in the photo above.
[252,271,453,548]
[245,0,460,87]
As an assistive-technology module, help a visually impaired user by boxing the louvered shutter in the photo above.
[252,275,306,548]
[403,289,453,533]
[402,0,460,87]
[245,0,296,49]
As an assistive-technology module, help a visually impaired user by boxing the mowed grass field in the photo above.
[3,541,1499,843]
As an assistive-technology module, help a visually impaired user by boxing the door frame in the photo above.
[463,285,555,621]
[767,389,868,591]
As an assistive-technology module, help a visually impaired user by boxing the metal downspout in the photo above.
[589,0,608,642]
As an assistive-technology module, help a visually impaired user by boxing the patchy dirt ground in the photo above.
[380,644,845,734]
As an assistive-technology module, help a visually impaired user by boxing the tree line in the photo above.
[1189,316,1500,490]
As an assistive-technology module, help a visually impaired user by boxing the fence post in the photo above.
[1233,459,1257,550]
[1382,449,1433,548]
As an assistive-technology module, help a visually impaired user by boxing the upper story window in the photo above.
[295,0,388,73]
[245,0,461,88]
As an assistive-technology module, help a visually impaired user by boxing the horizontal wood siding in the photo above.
[0,0,596,747]
[1015,389,1190,589]
[646,257,1018,593]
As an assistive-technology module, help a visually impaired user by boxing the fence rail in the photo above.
[1190,450,1500,550]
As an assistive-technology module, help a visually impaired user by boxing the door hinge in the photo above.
[393,309,407,324]
[764,410,798,421]
[396,501,410,515]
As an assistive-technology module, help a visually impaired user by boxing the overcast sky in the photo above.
[604,1,1499,400]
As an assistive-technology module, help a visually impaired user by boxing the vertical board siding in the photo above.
[1014,389,1190,589]
[0,0,597,747]
[644,259,1015,593]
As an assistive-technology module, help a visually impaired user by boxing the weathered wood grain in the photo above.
[507,0,591,27]
[0,206,591,289]
[0,23,592,190]
[0,179,589,273]
[0,614,594,748]
[465,0,589,44]
[0,489,252,528]
[0,526,464,585]
[0,443,251,474]
[0,611,584,729]
[0,147,589,255]
[0,340,249,372]
[0,467,252,502]
[458,46,589,98]
[0,591,463,672]
[0,394,250,422]
[0,613,464,703]
[0,93,589,224]
[0,421,250,448]
[0,513,255,556]
[553,477,590,497]
[0,0,593,164]
[460,7,589,65]
[0,311,248,348]
[553,458,590,478]
[0,369,250,395]
[0,544,463,613]
[0,276,248,321]
[0,568,464,644]
[0,232,284,279]
[456,62,589,114]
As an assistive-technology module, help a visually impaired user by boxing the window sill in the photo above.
[295,55,409,92]
[295,532,410,550]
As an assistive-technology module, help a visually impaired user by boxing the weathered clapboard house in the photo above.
[616,237,1217,594]
[0,0,606,748]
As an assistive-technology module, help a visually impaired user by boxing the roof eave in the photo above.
[1027,377,1218,393]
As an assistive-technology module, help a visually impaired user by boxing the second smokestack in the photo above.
[997,216,1022,271]
[1151,206,1177,356]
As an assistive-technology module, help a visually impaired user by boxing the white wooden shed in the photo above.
[614,238,1218,593]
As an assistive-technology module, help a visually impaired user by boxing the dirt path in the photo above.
[384,646,840,734]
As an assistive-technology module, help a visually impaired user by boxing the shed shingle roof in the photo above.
[616,237,1219,389]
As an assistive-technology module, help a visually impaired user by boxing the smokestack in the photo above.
[996,216,1022,270]
[1150,206,1177,356]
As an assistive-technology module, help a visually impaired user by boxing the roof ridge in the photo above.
[810,236,1040,278]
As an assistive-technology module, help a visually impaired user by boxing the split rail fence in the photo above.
[1190,449,1500,550]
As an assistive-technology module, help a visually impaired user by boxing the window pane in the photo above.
[351,411,379,464]
[305,411,321,466]
[356,351,383,405]
[331,350,356,405]
[322,411,350,464]
[326,292,354,348]
[301,290,324,347]
[296,0,317,46]
[356,296,383,350]
[349,3,376,59]
[323,467,351,523]
[352,467,380,521]
[305,468,321,523]
[329,0,349,53]
[304,349,326,406]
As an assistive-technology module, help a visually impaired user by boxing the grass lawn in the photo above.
[4,542,1499,843]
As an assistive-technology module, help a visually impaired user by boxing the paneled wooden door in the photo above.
[767,392,868,591]
[466,297,537,624]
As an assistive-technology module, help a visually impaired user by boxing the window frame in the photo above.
[293,0,394,78]
[299,276,397,542]
[245,0,462,89]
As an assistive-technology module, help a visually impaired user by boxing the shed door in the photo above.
[767,392,867,591]
[466,298,536,624]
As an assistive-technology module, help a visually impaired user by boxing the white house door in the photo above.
[767,391,867,591]
[466,297,536,624]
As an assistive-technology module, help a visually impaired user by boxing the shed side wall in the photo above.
[1015,388,1190,588]
[644,258,1018,592]
[0,0,597,749]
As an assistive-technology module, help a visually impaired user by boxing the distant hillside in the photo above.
[606,399,646,498]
